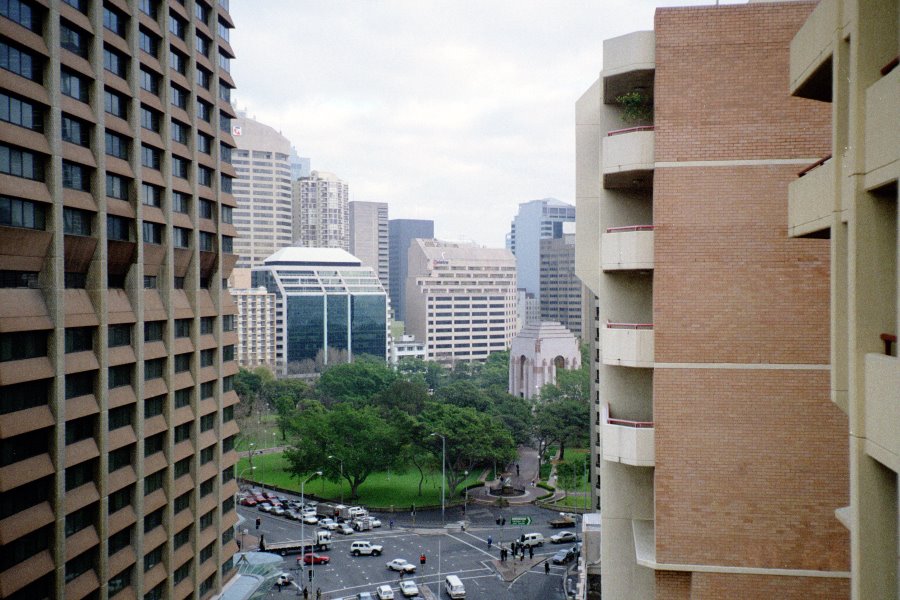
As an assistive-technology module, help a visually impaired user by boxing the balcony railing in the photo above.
[601,405,654,467]
[602,321,654,367]
[602,127,654,190]
[602,225,654,271]
[788,156,833,238]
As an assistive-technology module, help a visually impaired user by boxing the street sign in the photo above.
[510,516,531,526]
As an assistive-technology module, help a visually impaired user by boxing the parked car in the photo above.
[239,496,257,507]
[375,585,394,600]
[550,531,578,544]
[338,523,354,535]
[370,517,382,528]
[398,580,419,597]
[271,506,286,516]
[302,514,319,525]
[253,493,267,504]
[319,518,338,530]
[552,548,576,564]
[386,558,416,573]
[298,553,330,565]
[286,510,302,521]
[258,503,273,513]
[356,593,375,600]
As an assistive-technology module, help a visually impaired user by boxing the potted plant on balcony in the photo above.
[615,90,653,125]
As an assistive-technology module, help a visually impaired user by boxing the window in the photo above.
[0,196,45,229]
[196,99,211,122]
[195,32,210,56]
[109,405,132,430]
[169,48,187,75]
[0,270,38,289]
[65,505,95,537]
[221,174,233,193]
[172,192,189,213]
[144,395,164,418]
[200,413,214,432]
[198,165,212,186]
[143,275,157,289]
[103,4,127,36]
[105,130,129,160]
[140,106,160,133]
[218,49,230,72]
[103,46,127,78]
[65,327,93,353]
[108,527,131,555]
[140,183,162,207]
[139,27,159,57]
[171,155,188,179]
[221,205,233,224]
[140,145,160,170]
[197,132,212,154]
[223,375,234,392]
[104,89,127,118]
[199,199,213,219]
[63,207,92,236]
[144,433,163,456]
[144,321,164,342]
[144,470,163,494]
[108,568,131,594]
[65,459,94,489]
[108,485,132,514]
[174,423,191,443]
[170,83,188,109]
[108,324,131,347]
[223,435,235,452]
[218,18,231,42]
[195,66,211,89]
[199,231,214,252]
[0,330,48,362]
[220,112,231,133]
[174,527,190,549]
[108,446,131,472]
[199,509,214,530]
[194,1,209,23]
[171,119,188,144]
[138,0,157,19]
[142,221,162,244]
[0,144,43,181]
[65,371,93,399]
[200,478,213,497]
[174,491,190,513]
[169,12,186,39]
[174,353,190,373]
[144,358,163,380]
[0,91,42,131]
[200,349,214,367]
[64,416,93,445]
[199,317,213,334]
[62,0,87,11]
[106,174,128,200]
[139,66,159,94]
[219,82,232,102]
[143,507,163,533]
[108,364,132,389]
[224,405,234,422]
[174,318,191,337]
[65,549,96,583]
[174,456,190,476]
[1,0,41,32]
[107,215,130,241]
[223,314,235,332]
[60,20,89,57]
[172,226,190,249]
[222,236,233,253]
[174,562,190,584]
[0,40,41,81]
[173,276,184,289]
[61,114,89,146]
[175,387,189,406]
[65,271,86,289]
[62,161,90,191]
[200,445,214,464]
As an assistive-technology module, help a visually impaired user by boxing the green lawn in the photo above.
[551,493,592,510]
[555,448,591,493]
[238,453,482,509]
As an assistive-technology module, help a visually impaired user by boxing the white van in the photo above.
[444,574,465,598]
[521,532,545,548]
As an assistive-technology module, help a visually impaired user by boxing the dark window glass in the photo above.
[0,195,45,229]
[173,226,190,248]
[65,548,96,582]
[174,353,190,373]
[171,155,188,179]
[104,89,127,118]
[103,46,127,78]
[0,429,48,467]
[200,349,214,367]
[108,485,132,514]
[63,207,92,235]
[65,371,93,399]
[194,1,209,23]
[174,423,191,443]
[64,415,93,444]
[62,0,87,11]
[195,32,209,56]
[200,477,213,497]
[140,145,160,169]
[0,144,43,180]
[219,112,231,133]
[200,317,214,334]
[144,469,163,494]
[0,330,47,362]
[138,0,157,19]
[221,205,233,224]
[109,405,132,430]
[140,182,162,207]
[144,395,164,418]
[144,276,157,288]
[144,545,163,571]
[142,221,162,244]
[65,504,95,536]
[174,456,190,477]
[221,174,233,193]
[62,161,90,191]
[196,99,211,122]
[173,276,185,289]
[0,39,41,81]
[65,459,94,489]
[1,0,42,33]
[144,321,164,342]
[170,83,188,109]
[222,236,234,253]
[219,82,232,102]
[108,446,131,472]
[174,387,191,407]
[217,49,230,72]
[174,562,190,584]
[60,20,88,57]
[200,413,214,432]
[108,324,131,347]
[222,345,234,361]
[108,567,131,595]
[105,130,129,160]
[144,432,164,456]
[199,199,213,219]
[1,477,51,519]
[200,445,214,464]
[199,509,213,530]
[108,364,132,389]
[0,91,42,131]
[223,314,235,332]
[103,4,126,36]
[169,12,186,39]
[65,327,93,353]
[174,318,191,337]
[61,114,89,146]
[195,66,211,89]
[106,173,128,200]
[143,507,163,532]
[108,527,131,555]
[174,491,190,513]
[174,527,190,549]
[223,375,234,392]
[171,119,188,144]
[139,66,159,94]
[172,191,189,213]
[61,67,88,101]
[138,27,159,57]
[169,48,187,75]
[107,215,130,241]
[197,166,212,187]
[140,105,161,132]
[197,133,212,154]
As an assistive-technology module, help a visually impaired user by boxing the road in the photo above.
[237,501,578,600]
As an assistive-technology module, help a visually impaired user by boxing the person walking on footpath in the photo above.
[487,535,493,549]
[545,561,550,575]
[529,545,534,559]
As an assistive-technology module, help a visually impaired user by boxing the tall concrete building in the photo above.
[349,201,389,288]
[229,269,277,370]
[388,218,434,322]
[576,4,849,599]
[251,248,388,375]
[405,239,517,364]
[540,222,582,336]
[293,170,349,251]
[231,114,293,268]
[788,1,899,597]
[506,198,575,300]
[0,1,241,598]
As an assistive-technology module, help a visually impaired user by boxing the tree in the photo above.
[434,380,491,412]
[487,389,534,445]
[283,403,402,500]
[534,396,590,462]
[315,357,397,406]
[396,357,447,392]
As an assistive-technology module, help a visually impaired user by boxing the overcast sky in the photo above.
[229,1,745,248]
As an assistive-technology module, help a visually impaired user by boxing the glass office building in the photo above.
[252,248,388,374]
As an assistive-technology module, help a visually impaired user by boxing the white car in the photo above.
[276,573,294,586]
[375,585,394,600]
[319,518,338,530]
[338,523,354,535]
[398,580,419,597]
[302,514,319,525]
[550,531,578,544]
[370,517,382,528]
[385,558,416,573]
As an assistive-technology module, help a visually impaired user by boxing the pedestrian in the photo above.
[501,517,506,527]
[255,517,261,530]
[545,561,550,575]
[529,546,534,560]
[520,550,525,562]
[316,588,322,600]
[516,463,520,476]
[303,587,309,599]
[276,581,282,593]
[487,535,492,549]
[389,519,394,529]
[531,479,535,487]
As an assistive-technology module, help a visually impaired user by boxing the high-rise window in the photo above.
[171,155,188,179]
[104,89,127,119]
[140,183,162,207]
[169,12,186,39]
[170,83,188,109]
[105,130,129,160]
[1,0,42,32]
[0,196,45,229]
[62,207,92,236]
[61,115,89,146]
[107,215,130,241]
[0,91,42,131]
[140,145,160,170]
[60,20,89,57]
[139,66,159,95]
[139,27,159,57]
[61,161,90,191]
[61,68,89,101]
[171,119,188,144]
[106,174,128,200]
[169,48,187,75]
[1,40,41,81]
[103,45,127,78]
[142,221,162,244]
[172,191,189,213]
[103,5,127,37]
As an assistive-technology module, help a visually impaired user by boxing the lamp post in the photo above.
[430,432,446,525]
[328,455,344,505]
[247,442,255,472]
[238,465,256,489]
[463,470,469,516]
[300,470,322,578]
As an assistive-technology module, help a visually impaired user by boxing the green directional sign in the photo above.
[510,516,531,526]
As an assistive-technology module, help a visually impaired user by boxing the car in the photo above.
[386,558,416,573]
[370,517,382,528]
[338,523,354,535]
[350,541,383,556]
[356,593,375,600]
[271,506,286,516]
[375,585,394,600]
[286,510,303,521]
[398,580,419,597]
[258,502,273,513]
[298,553,330,565]
[275,573,294,586]
[318,518,338,530]
[253,493,267,503]
[239,496,257,507]
[550,531,578,544]
[552,548,576,564]
[302,514,319,525]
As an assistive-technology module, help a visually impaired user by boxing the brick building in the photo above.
[576,3,850,598]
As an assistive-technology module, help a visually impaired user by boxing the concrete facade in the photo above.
[388,218,434,322]
[540,226,582,337]
[293,170,349,251]
[405,239,517,364]
[508,321,581,399]
[231,114,293,268]
[349,200,389,289]
[0,1,241,598]
[229,269,277,370]
[788,1,899,597]
[506,198,576,301]
[576,4,849,599]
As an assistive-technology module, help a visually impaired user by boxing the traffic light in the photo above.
[308,569,313,582]
[419,554,426,565]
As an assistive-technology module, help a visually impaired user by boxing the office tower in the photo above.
[229,268,277,370]
[289,146,310,180]
[349,200,389,288]
[388,218,434,322]
[231,113,293,268]
[506,198,576,300]
[515,288,540,331]
[251,247,388,375]
[405,239,517,364]
[293,170,349,251]
[575,3,849,599]
[540,222,582,336]
[788,1,899,597]
[0,1,241,598]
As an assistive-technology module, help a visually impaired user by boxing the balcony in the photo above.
[602,127,654,190]
[864,64,899,190]
[864,351,900,472]
[602,322,654,367]
[602,405,654,467]
[789,0,837,101]
[788,157,833,238]
[602,31,655,104]
[601,226,654,271]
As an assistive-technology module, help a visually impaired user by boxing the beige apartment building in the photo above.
[0,1,241,598]
[293,170,350,251]
[229,268,277,370]
[787,0,899,597]
[576,3,850,599]
[405,239,517,364]
[349,200,389,289]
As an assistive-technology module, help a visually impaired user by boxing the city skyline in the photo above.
[228,0,749,247]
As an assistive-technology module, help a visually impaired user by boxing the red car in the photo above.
[239,496,257,507]
[298,553,330,565]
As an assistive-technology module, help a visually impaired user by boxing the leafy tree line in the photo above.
[234,347,591,500]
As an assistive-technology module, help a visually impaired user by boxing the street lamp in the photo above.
[238,465,256,488]
[430,432,446,525]
[463,470,468,517]
[300,470,323,576]
[248,442,256,471]
[328,455,344,504]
